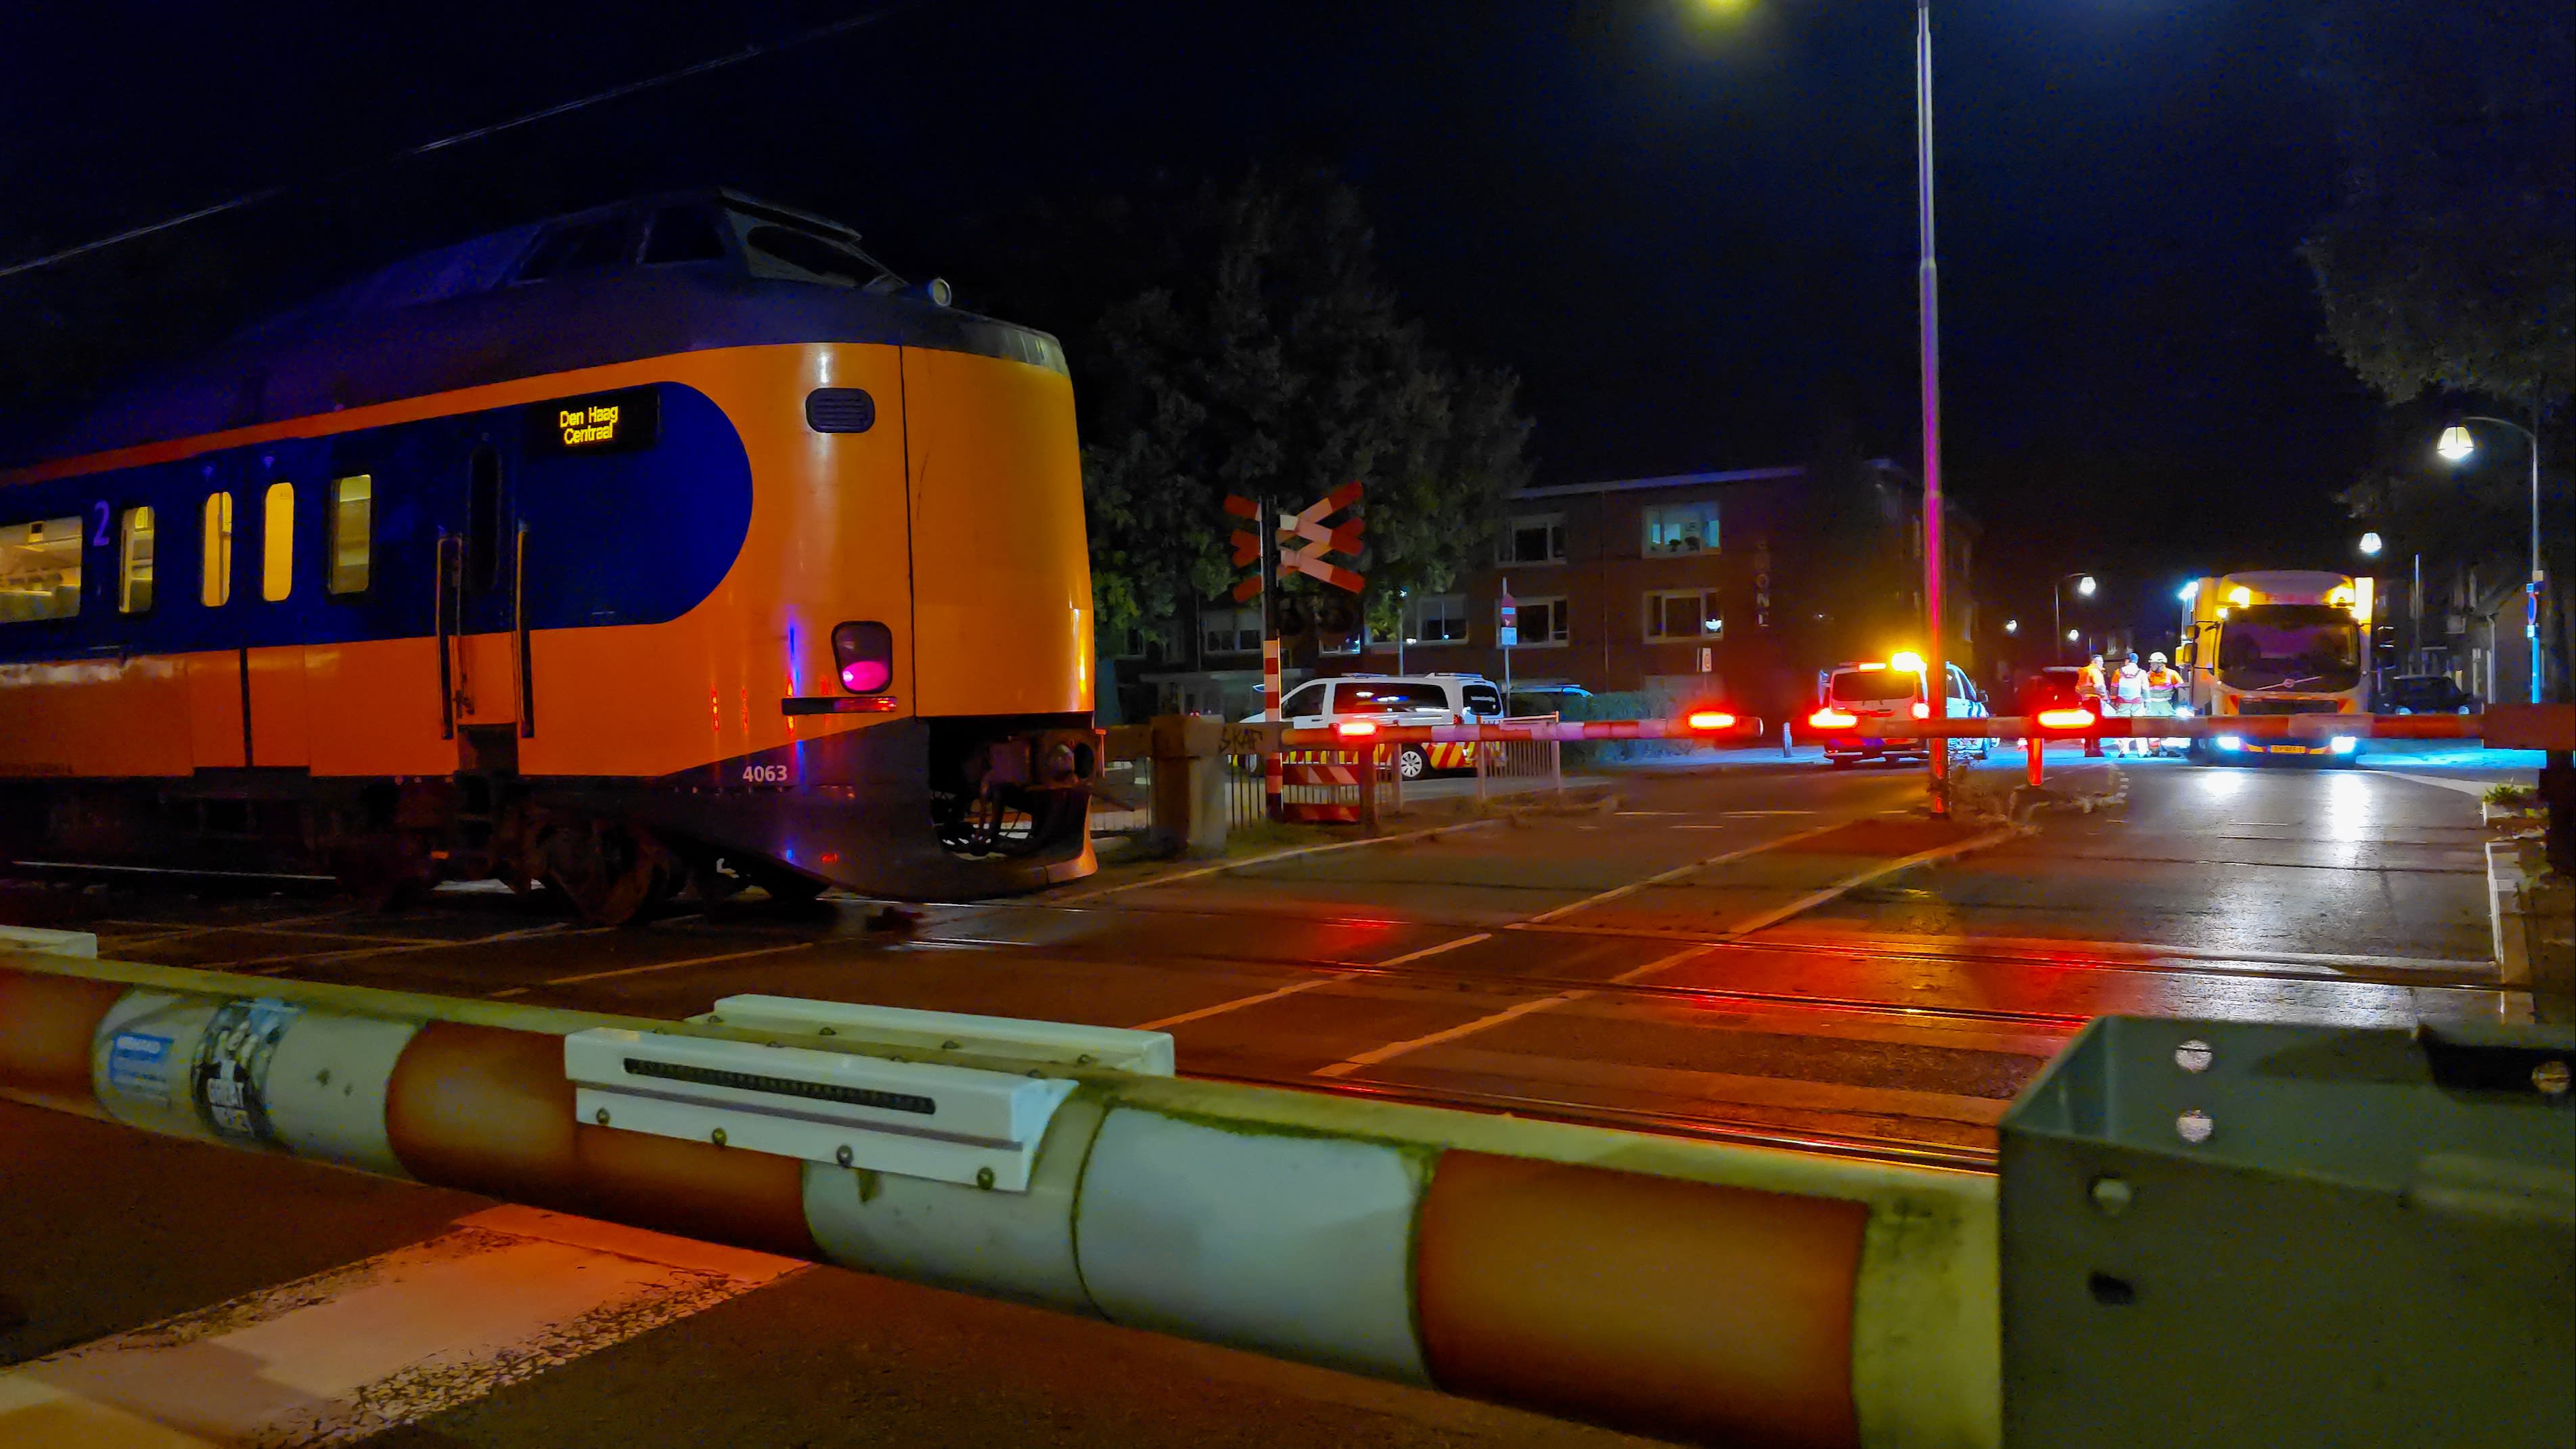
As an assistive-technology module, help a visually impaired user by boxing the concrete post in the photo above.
[1149,715,1231,857]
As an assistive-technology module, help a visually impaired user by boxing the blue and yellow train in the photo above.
[1,192,1099,920]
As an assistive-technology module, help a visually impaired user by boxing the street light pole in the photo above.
[1915,0,1947,814]
[2441,416,2546,703]
[2051,572,2096,663]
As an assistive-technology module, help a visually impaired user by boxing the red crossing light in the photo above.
[1687,710,1736,731]
[1809,707,1857,729]
[2037,707,2097,730]
[1334,719,1379,739]
[1910,700,1932,720]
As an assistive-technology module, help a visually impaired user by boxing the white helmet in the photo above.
[2149,651,2168,665]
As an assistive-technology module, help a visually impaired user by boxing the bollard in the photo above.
[1148,715,1231,857]
[2025,733,2043,790]
[1359,742,1383,834]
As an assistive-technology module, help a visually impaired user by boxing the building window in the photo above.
[1497,514,1566,565]
[114,506,155,614]
[261,482,295,602]
[1407,593,1468,643]
[0,514,83,623]
[1642,501,1719,555]
[1646,589,1723,640]
[1201,606,1263,655]
[200,493,233,606]
[327,475,371,595]
[1504,596,1570,646]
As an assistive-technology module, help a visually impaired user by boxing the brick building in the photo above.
[1120,460,1978,724]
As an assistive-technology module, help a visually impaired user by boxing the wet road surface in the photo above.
[1,747,2530,1445]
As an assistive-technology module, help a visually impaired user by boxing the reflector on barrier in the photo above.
[564,1028,1076,1190]
[693,995,1174,1075]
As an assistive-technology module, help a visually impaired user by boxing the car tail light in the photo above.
[1910,700,1931,720]
[1687,710,1736,730]
[2037,707,2096,729]
[1335,719,1378,739]
[831,621,894,694]
[1809,707,1857,729]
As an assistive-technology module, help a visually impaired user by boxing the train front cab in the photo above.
[0,334,1098,914]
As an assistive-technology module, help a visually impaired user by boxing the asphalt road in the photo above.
[0,744,2533,1446]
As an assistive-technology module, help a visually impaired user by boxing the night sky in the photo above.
[2,0,2389,644]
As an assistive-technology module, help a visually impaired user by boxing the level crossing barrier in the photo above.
[3,942,2568,1444]
[1,943,1991,1449]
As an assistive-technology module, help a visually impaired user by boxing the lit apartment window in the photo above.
[1646,589,1723,640]
[1497,514,1566,564]
[1642,501,1719,555]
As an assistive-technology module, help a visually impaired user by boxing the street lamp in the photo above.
[2358,531,2382,558]
[2437,418,2546,703]
[2004,618,2018,636]
[2052,572,2096,663]
[1912,0,1951,813]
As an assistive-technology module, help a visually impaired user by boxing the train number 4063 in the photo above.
[738,763,794,786]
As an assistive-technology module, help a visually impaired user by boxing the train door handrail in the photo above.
[514,521,534,738]
[434,531,456,740]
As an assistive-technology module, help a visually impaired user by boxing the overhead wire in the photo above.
[0,1,922,282]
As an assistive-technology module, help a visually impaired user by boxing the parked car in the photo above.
[1811,656,1991,769]
[2382,673,2481,715]
[1505,683,1593,716]
[1243,672,1505,779]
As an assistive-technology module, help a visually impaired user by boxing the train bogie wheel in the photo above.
[538,818,670,927]
[328,835,432,913]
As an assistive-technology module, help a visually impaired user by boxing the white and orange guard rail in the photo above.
[0,943,1996,1449]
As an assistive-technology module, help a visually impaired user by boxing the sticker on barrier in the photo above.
[105,1030,176,1104]
[192,997,302,1146]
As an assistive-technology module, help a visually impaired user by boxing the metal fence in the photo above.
[1470,714,1564,805]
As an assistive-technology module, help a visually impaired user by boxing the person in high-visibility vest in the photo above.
[2142,650,2183,755]
[2108,652,2148,757]
[2077,653,2108,758]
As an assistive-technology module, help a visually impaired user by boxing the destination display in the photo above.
[526,386,660,455]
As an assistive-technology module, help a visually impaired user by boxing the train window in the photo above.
[118,505,154,614]
[0,515,83,623]
[641,206,727,264]
[741,225,878,286]
[200,493,233,606]
[261,483,295,601]
[466,447,502,591]
[327,475,371,594]
[515,216,632,283]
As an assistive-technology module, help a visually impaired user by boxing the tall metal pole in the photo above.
[1915,0,1948,815]
[2531,431,2544,703]
[2460,416,2546,703]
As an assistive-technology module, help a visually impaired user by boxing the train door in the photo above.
[244,458,313,768]
[185,459,250,771]
[443,442,528,761]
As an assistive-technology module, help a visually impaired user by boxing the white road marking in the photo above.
[223,923,606,977]
[0,1205,800,1447]
[541,941,813,985]
[1129,932,1492,1031]
[2376,770,2510,799]
[1742,925,2495,975]
[1723,809,1816,817]
[1052,818,1504,902]
[1313,943,1707,1078]
[1518,820,1848,924]
[1716,827,2020,937]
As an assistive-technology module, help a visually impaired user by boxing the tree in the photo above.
[1071,172,1533,652]
[2302,1,2575,412]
